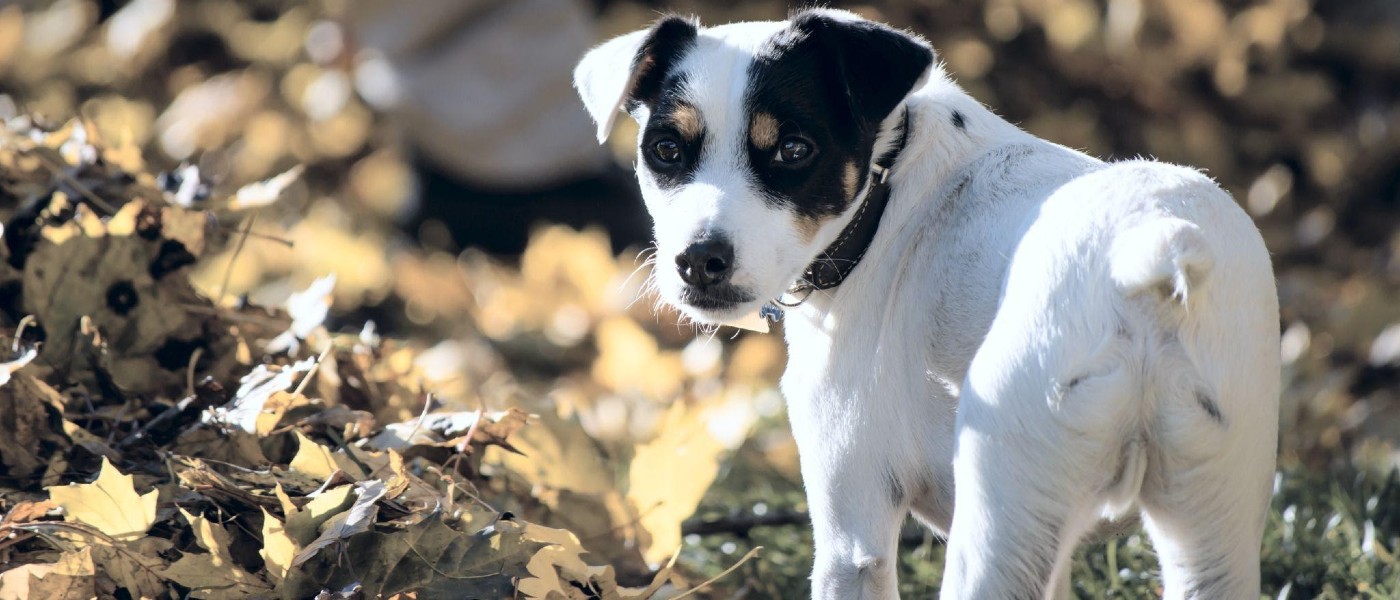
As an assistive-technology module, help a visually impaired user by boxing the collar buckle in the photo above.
[871,164,891,185]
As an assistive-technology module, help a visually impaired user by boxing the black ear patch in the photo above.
[787,12,934,133]
[624,16,699,112]
[745,12,933,222]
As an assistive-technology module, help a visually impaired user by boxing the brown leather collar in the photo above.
[784,108,911,302]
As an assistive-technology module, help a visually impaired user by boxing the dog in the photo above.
[574,9,1280,599]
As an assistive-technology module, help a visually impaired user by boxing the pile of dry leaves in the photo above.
[0,113,771,598]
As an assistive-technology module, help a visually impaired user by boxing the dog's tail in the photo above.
[1108,218,1213,308]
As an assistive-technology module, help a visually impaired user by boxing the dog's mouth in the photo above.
[677,284,756,315]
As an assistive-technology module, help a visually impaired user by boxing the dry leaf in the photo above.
[628,399,754,564]
[0,345,36,386]
[260,508,298,583]
[228,164,303,210]
[157,509,272,598]
[290,430,361,480]
[47,457,157,542]
[284,483,355,545]
[292,479,386,566]
[0,547,97,600]
[0,372,71,482]
[266,274,335,354]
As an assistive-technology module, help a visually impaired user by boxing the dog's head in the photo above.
[575,10,934,323]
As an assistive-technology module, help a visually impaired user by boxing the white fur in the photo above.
[577,13,1280,600]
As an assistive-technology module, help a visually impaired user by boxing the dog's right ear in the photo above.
[574,16,699,143]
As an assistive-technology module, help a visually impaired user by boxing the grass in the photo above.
[683,456,1400,598]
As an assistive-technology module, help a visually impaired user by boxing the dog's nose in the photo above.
[675,238,734,286]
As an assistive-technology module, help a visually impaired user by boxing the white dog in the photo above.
[575,10,1280,599]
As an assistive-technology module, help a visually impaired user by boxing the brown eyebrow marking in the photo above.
[750,112,779,148]
[843,162,860,199]
[793,213,820,243]
[671,103,704,140]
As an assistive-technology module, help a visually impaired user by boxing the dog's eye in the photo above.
[775,137,814,165]
[652,139,682,164]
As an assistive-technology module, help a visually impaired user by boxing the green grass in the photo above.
[684,462,1400,598]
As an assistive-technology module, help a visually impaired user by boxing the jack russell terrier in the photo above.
[574,9,1280,599]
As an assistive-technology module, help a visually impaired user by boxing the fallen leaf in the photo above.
[292,479,386,566]
[47,457,157,542]
[211,358,316,433]
[0,344,36,386]
[0,547,97,600]
[628,398,754,564]
[0,499,58,526]
[290,430,359,480]
[266,274,336,354]
[228,164,303,210]
[0,372,71,483]
[159,554,271,599]
[158,509,272,598]
[260,508,298,583]
[284,483,355,545]
[285,511,538,599]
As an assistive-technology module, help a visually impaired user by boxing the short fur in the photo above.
[575,10,1280,599]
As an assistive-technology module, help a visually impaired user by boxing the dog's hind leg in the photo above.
[938,247,1151,599]
[1113,210,1278,600]
[939,361,1136,600]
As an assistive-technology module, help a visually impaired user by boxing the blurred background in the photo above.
[1,0,1398,596]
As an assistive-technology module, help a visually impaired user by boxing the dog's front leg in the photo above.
[796,435,907,600]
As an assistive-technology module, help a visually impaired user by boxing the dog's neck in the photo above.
[784,74,1029,329]
[789,109,912,296]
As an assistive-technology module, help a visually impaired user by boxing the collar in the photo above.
[782,108,911,303]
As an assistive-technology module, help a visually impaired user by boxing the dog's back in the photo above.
[943,160,1280,599]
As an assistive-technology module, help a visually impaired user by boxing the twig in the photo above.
[185,347,203,398]
[216,210,258,304]
[402,392,434,448]
[292,343,333,396]
[216,223,295,247]
[680,510,936,548]
[12,314,35,353]
[36,153,118,214]
[671,546,764,600]
[681,510,808,537]
[0,530,36,554]
[179,304,285,328]
[324,428,372,479]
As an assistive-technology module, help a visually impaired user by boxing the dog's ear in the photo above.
[790,10,935,130]
[574,16,699,143]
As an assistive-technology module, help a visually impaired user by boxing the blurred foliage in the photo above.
[0,0,1397,598]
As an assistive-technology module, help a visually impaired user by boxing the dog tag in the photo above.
[721,303,783,334]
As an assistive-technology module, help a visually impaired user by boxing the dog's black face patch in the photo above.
[640,85,706,188]
[744,13,934,224]
[623,16,698,112]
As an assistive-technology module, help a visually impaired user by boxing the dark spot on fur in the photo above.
[1185,566,1230,598]
[105,280,139,316]
[1196,390,1224,424]
[885,469,906,506]
[951,110,966,130]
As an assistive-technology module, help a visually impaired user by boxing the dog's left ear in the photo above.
[790,10,935,130]
[574,16,700,143]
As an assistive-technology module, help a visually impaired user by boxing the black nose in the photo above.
[675,238,734,286]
